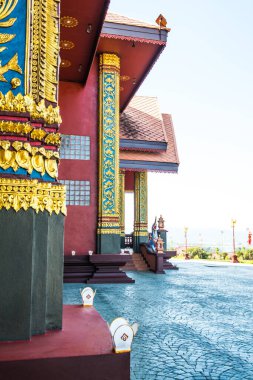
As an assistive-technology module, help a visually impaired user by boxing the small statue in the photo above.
[151,217,158,241]
[147,233,156,253]
[109,317,138,354]
[158,215,165,229]
[156,234,164,253]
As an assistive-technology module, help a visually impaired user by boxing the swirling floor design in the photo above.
[64,261,253,380]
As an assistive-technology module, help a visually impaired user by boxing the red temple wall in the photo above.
[125,171,135,191]
[59,58,98,255]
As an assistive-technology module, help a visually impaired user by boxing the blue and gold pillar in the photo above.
[119,170,125,249]
[97,53,121,254]
[133,171,148,252]
[0,0,65,341]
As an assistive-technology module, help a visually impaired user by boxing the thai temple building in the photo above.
[59,9,179,282]
[0,1,179,378]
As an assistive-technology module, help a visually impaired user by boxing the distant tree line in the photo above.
[182,246,253,261]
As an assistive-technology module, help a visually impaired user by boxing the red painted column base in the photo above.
[0,305,130,380]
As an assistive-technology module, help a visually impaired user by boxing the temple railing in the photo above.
[125,234,133,248]
[139,244,178,273]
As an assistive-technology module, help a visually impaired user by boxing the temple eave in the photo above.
[120,160,179,173]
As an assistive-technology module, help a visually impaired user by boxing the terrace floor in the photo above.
[63,261,253,380]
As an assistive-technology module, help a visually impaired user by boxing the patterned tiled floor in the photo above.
[63,261,253,380]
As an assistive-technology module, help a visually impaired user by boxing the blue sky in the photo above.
[110,1,253,246]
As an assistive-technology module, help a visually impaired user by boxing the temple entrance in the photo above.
[124,192,134,248]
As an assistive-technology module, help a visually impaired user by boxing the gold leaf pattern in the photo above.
[0,91,62,124]
[0,33,15,43]
[0,140,59,178]
[31,0,60,103]
[0,177,66,215]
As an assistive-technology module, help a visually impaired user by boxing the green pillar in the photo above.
[119,170,125,249]
[0,0,65,341]
[97,53,121,254]
[133,172,148,252]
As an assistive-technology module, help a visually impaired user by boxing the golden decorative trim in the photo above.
[97,228,121,235]
[99,53,120,70]
[134,172,148,236]
[0,0,18,22]
[11,77,21,89]
[60,40,75,50]
[98,53,120,220]
[60,16,78,28]
[0,140,59,178]
[119,172,125,234]
[44,132,61,145]
[0,91,62,124]
[25,0,30,94]
[0,18,16,27]
[133,231,148,237]
[31,0,60,103]
[0,178,66,215]
[120,75,130,82]
[97,221,120,228]
[0,120,61,146]
[30,128,47,140]
[60,59,71,68]
[0,0,18,57]
[0,33,15,44]
[0,120,32,134]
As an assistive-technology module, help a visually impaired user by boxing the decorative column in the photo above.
[133,172,148,252]
[0,0,65,341]
[97,53,121,254]
[119,170,125,249]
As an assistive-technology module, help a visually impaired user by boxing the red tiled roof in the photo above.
[106,12,167,30]
[120,96,167,143]
[120,113,179,167]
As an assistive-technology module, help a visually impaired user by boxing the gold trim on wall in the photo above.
[31,0,60,103]
[119,171,125,236]
[134,171,148,235]
[0,140,59,178]
[0,91,62,124]
[0,177,66,215]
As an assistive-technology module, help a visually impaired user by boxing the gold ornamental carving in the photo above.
[0,53,22,83]
[0,140,59,178]
[120,75,130,82]
[0,91,62,124]
[44,132,61,145]
[60,59,71,68]
[11,77,21,88]
[0,120,61,146]
[31,0,60,103]
[0,120,32,134]
[0,177,66,215]
[0,1,23,86]
[99,53,120,71]
[60,40,75,50]
[30,128,47,140]
[0,0,18,27]
[60,16,78,28]
[97,228,121,235]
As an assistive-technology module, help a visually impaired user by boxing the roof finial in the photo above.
[155,14,167,29]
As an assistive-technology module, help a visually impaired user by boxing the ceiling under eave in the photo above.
[59,0,110,83]
[59,6,169,112]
